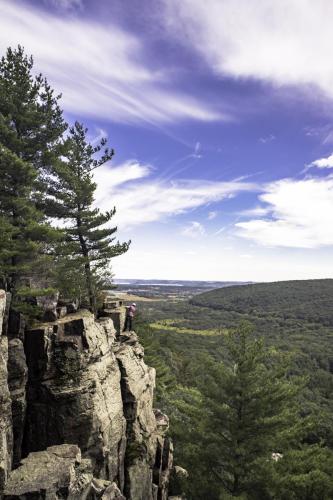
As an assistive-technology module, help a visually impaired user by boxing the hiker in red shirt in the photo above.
[124,303,136,331]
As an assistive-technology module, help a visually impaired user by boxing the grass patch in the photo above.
[149,318,226,336]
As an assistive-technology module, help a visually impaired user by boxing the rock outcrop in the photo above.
[0,292,173,499]
[115,332,173,500]
[23,311,127,487]
[2,444,126,499]
[7,338,27,467]
[0,291,13,492]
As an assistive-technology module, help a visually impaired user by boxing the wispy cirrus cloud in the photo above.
[0,0,224,125]
[164,0,333,102]
[207,211,218,220]
[44,0,83,11]
[236,177,333,248]
[94,160,152,203]
[259,134,276,144]
[93,161,256,229]
[181,221,206,238]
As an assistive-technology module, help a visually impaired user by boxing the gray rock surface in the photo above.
[23,312,127,485]
[3,444,93,499]
[3,444,127,499]
[0,298,173,499]
[0,290,13,492]
[7,339,28,467]
[100,307,126,336]
[115,332,173,500]
[36,291,59,322]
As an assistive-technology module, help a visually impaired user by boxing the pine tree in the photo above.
[0,144,59,301]
[0,46,66,300]
[47,122,130,312]
[200,322,303,498]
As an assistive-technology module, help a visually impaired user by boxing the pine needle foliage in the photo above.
[0,145,59,294]
[47,122,130,311]
[199,322,302,497]
[0,46,65,302]
[0,46,66,172]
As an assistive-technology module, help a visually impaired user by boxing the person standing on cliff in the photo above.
[124,303,136,331]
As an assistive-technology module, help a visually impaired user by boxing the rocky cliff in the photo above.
[0,292,173,499]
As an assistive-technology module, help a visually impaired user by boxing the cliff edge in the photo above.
[0,292,173,499]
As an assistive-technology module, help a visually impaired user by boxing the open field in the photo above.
[149,318,226,336]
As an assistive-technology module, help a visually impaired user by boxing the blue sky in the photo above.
[2,0,333,281]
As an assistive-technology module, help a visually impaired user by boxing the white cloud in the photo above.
[236,177,333,248]
[310,153,333,168]
[0,0,223,124]
[207,211,218,220]
[181,221,206,238]
[90,128,108,146]
[214,227,226,236]
[193,142,202,159]
[239,206,271,217]
[164,0,333,102]
[93,162,256,229]
[94,160,151,203]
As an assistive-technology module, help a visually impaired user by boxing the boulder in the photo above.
[173,466,188,479]
[3,444,93,499]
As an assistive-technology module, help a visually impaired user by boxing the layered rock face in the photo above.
[0,293,173,499]
[0,291,12,492]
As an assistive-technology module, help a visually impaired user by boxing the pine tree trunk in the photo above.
[77,215,95,313]
[84,259,95,313]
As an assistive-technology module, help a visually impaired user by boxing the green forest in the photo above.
[136,279,333,499]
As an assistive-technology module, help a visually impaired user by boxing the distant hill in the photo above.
[114,278,250,288]
[191,279,333,326]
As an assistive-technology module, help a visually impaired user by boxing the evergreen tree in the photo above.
[47,122,130,311]
[200,322,303,498]
[0,145,59,301]
[0,46,66,299]
[0,46,66,172]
